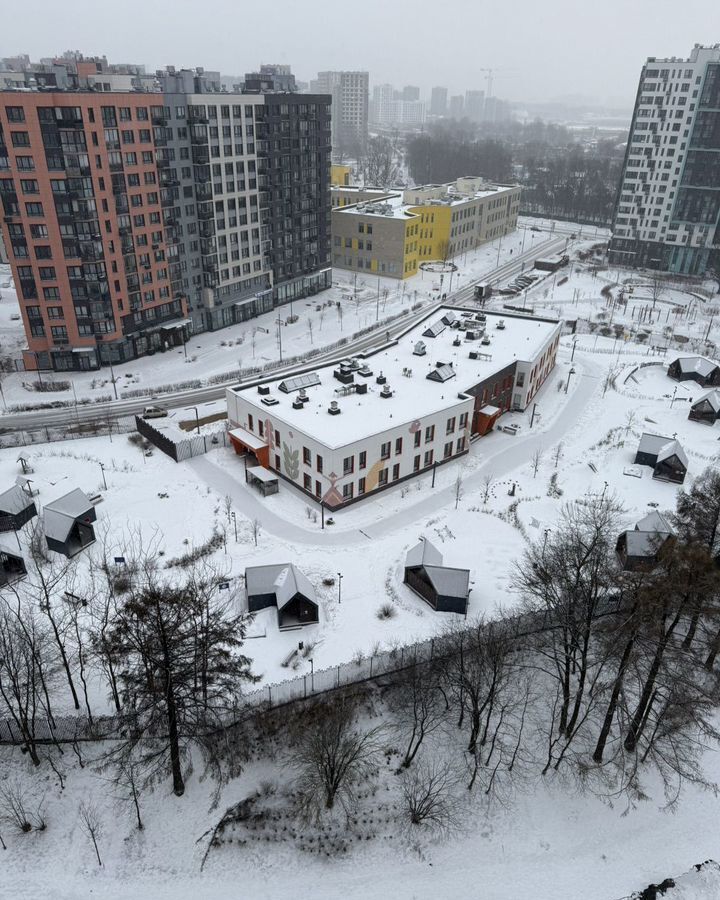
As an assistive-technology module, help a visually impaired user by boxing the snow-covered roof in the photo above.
[0,535,22,558]
[637,432,673,456]
[229,427,267,452]
[672,356,719,377]
[692,390,720,413]
[423,565,470,600]
[406,537,444,569]
[0,484,34,515]
[623,530,670,558]
[247,466,278,484]
[43,489,94,543]
[274,565,317,610]
[656,439,687,468]
[230,308,561,448]
[635,511,675,535]
[245,563,316,608]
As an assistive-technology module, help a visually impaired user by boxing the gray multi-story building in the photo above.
[157,68,332,333]
[311,71,368,158]
[430,86,447,117]
[609,44,720,275]
[465,90,485,122]
[449,95,464,119]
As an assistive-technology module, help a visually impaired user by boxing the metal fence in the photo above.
[0,415,136,450]
[0,600,625,746]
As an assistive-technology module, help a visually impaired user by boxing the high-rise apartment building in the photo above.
[465,90,485,123]
[370,84,425,129]
[449,95,464,119]
[608,44,720,275]
[311,71,368,158]
[429,86,447,117]
[0,63,331,371]
[402,86,420,102]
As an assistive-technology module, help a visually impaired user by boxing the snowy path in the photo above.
[188,356,603,547]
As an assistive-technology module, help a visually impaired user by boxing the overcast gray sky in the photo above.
[2,0,719,107]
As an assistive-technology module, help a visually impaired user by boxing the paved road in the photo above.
[188,352,602,547]
[1,235,568,434]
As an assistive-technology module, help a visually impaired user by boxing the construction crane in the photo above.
[478,67,497,98]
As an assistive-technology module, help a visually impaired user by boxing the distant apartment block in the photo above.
[0,61,331,371]
[429,86,448,117]
[331,177,521,278]
[311,71,368,158]
[370,84,426,129]
[608,44,720,275]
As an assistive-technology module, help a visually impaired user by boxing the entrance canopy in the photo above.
[229,427,267,453]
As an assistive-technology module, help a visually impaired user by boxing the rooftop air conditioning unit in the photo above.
[356,382,368,395]
[496,319,506,330]
[298,388,309,402]
[413,341,427,356]
[292,399,303,410]
[328,400,341,415]
[376,372,387,385]
[380,384,393,399]
[258,384,270,395]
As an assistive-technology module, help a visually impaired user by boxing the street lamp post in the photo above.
[564,366,576,394]
[670,386,678,407]
[571,338,578,362]
[188,406,201,434]
[108,356,118,401]
[99,462,107,491]
[231,511,237,542]
[337,572,343,605]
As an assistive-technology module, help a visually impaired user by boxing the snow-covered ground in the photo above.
[3,223,720,899]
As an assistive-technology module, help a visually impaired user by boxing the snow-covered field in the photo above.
[3,223,720,898]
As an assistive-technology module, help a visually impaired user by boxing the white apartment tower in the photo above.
[312,71,369,158]
[609,44,720,275]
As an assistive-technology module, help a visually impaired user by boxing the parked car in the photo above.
[530,226,541,232]
[142,405,168,419]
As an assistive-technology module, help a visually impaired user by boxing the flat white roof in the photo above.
[231,308,560,449]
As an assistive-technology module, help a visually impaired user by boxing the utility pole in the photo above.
[277,316,283,362]
[530,403,537,428]
[337,572,343,605]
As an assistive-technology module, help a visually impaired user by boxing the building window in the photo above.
[342,482,354,500]
[443,441,453,459]
[275,429,280,447]
[358,477,366,495]
[425,425,435,444]
[358,450,366,469]
[392,463,400,481]
[303,473,312,491]
[395,436,403,455]
[378,468,388,486]
[424,450,434,467]
[459,412,468,430]
[343,455,354,475]
[317,455,323,473]
[456,437,466,454]
[414,431,421,448]
[258,420,264,437]
[380,441,391,460]
[247,414,254,431]
[446,416,456,434]
[303,446,311,465]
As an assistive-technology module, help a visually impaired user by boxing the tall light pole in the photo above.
[108,356,118,400]
[231,511,237,542]
[188,406,201,434]
[337,572,343,605]
[564,366,576,394]
[99,462,107,491]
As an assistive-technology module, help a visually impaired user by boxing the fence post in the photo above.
[337,666,340,688]
[267,685,271,706]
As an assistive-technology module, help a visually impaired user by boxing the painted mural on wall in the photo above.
[321,471,344,507]
[282,442,300,480]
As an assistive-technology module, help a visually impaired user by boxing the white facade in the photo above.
[226,308,561,508]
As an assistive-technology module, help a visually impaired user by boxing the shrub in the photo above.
[376,603,397,620]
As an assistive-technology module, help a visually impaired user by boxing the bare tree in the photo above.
[292,693,384,819]
[307,318,314,345]
[453,469,464,510]
[0,781,45,833]
[400,758,460,833]
[78,800,103,866]
[251,518,261,547]
[481,474,493,505]
[531,447,543,478]
[0,599,54,766]
[105,549,257,796]
[552,442,564,469]
[650,271,666,308]
[389,661,446,768]
[111,758,144,831]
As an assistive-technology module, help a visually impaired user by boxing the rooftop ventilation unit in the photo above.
[496,319,506,330]
[334,366,354,385]
[298,388,309,402]
[328,400,341,416]
[376,372,387,385]
[356,382,368,395]
[261,396,279,406]
[258,384,270,395]
[482,335,491,346]
[357,365,373,377]
[292,399,304,410]
[413,341,427,356]
[380,384,393,399]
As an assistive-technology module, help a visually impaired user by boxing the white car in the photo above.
[142,405,169,419]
